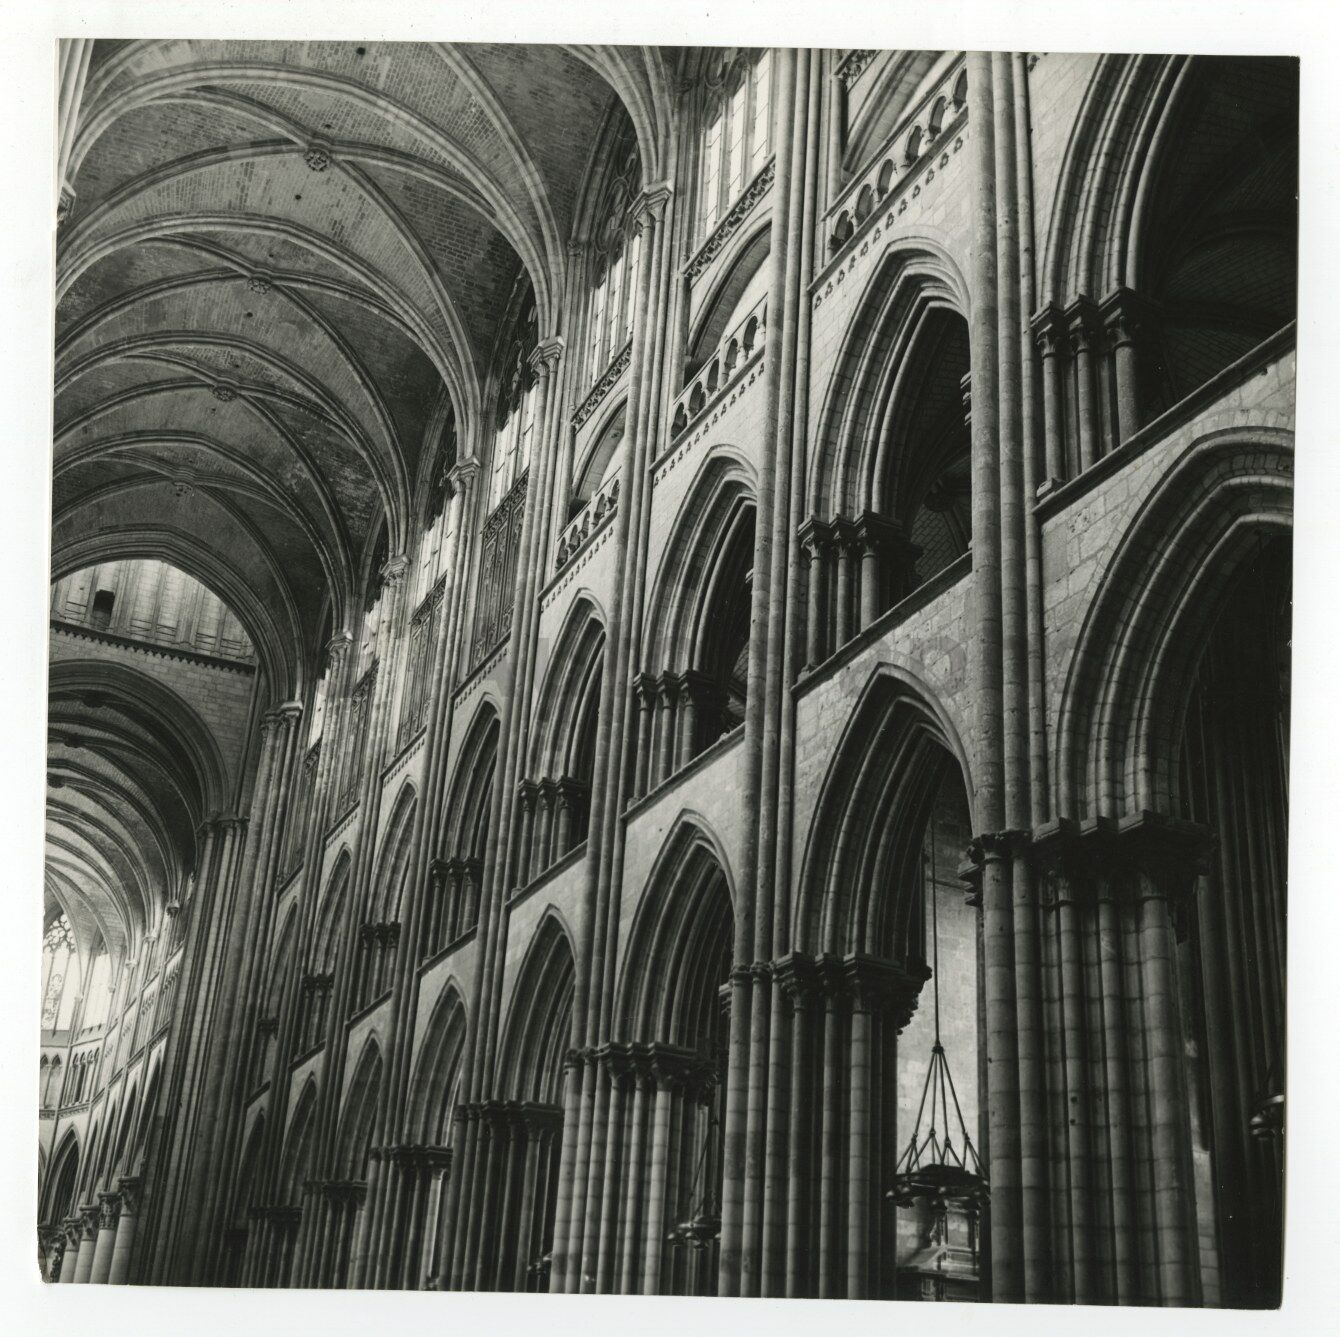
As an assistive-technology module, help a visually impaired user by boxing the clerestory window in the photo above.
[697,49,772,243]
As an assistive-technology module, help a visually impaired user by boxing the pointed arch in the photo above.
[685,217,771,376]
[429,701,501,953]
[609,813,734,1297]
[529,595,607,781]
[371,781,418,925]
[1042,55,1297,436]
[41,1129,82,1225]
[312,850,353,976]
[812,240,969,519]
[616,814,735,1045]
[643,450,758,674]
[796,664,974,958]
[279,1078,319,1207]
[1057,428,1293,822]
[407,981,470,1146]
[498,910,577,1103]
[336,1035,384,1179]
[443,701,500,866]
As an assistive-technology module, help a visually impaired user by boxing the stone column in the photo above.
[535,783,557,874]
[798,517,829,670]
[107,1176,142,1284]
[1065,298,1103,473]
[71,1203,99,1282]
[88,1190,121,1283]
[516,782,538,886]
[654,675,677,786]
[1101,287,1146,446]
[1031,305,1067,485]
[832,520,856,648]
[632,676,656,797]
[776,956,817,1298]
[59,1217,82,1283]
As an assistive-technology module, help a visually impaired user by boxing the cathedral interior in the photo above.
[41,41,1294,1305]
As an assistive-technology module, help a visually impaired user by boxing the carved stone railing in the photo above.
[554,468,621,574]
[572,339,632,430]
[835,49,880,89]
[670,291,768,441]
[469,470,528,670]
[685,157,775,282]
[825,56,968,259]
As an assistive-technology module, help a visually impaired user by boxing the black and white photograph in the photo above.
[9,3,1335,1329]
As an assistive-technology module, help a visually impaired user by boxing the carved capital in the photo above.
[380,552,411,587]
[1064,297,1104,355]
[325,629,355,669]
[117,1176,143,1216]
[1099,286,1151,349]
[528,336,565,374]
[631,182,673,234]
[1030,302,1069,359]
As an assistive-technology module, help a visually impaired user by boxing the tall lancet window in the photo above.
[41,913,78,1031]
[585,134,642,387]
[489,286,541,512]
[697,49,772,241]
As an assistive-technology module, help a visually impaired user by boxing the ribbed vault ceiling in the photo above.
[54,39,674,700]
[49,39,676,958]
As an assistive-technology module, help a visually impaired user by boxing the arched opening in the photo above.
[462,915,575,1293]
[570,404,626,518]
[320,1038,382,1289]
[613,823,735,1297]
[805,249,971,665]
[880,309,972,589]
[522,602,605,881]
[268,1081,319,1288]
[430,704,499,955]
[353,787,415,1014]
[298,856,349,1054]
[385,984,468,1291]
[636,457,756,794]
[1176,533,1288,1308]
[1136,57,1298,412]
[221,1114,266,1287]
[1052,434,1291,1305]
[684,224,770,382]
[792,674,980,1301]
[250,905,296,1091]
[42,1132,82,1229]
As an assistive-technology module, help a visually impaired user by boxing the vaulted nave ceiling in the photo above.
[54,40,674,697]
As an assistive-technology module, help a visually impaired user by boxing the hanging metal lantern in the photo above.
[669,1080,722,1251]
[887,825,988,1302]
